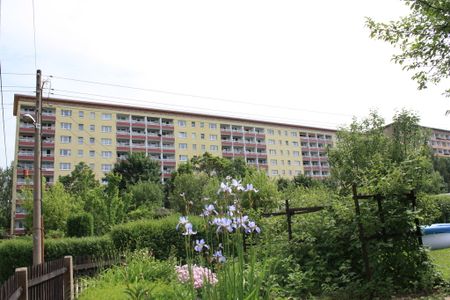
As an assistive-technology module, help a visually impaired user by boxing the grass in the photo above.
[429,248,450,281]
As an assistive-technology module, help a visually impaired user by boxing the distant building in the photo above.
[11,94,337,234]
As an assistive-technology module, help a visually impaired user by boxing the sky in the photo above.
[0,0,449,168]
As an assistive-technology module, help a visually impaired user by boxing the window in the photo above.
[281,160,285,165]
[102,113,112,120]
[89,137,95,144]
[287,160,291,165]
[101,151,112,158]
[89,125,95,132]
[192,144,197,150]
[292,141,299,147]
[271,170,278,176]
[191,133,196,139]
[269,149,276,155]
[61,122,72,130]
[178,132,187,138]
[79,111,84,118]
[210,145,218,151]
[267,129,274,135]
[89,112,95,119]
[78,124,84,131]
[268,139,275,144]
[78,137,84,145]
[89,150,95,157]
[101,138,112,145]
[101,164,113,172]
[284,131,288,136]
[293,151,300,157]
[270,159,277,166]
[285,141,289,145]
[60,149,71,157]
[179,155,188,161]
[89,163,95,170]
[101,125,112,133]
[77,149,83,157]
[210,134,217,141]
[278,130,281,135]
[61,109,72,117]
[291,132,297,137]
[209,123,217,129]
[60,163,71,170]
[191,121,196,127]
[60,136,71,143]
[201,144,206,151]
[178,120,186,127]
[200,122,205,128]
[201,134,205,140]
[179,143,188,149]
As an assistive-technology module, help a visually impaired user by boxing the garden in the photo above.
[2,110,450,299]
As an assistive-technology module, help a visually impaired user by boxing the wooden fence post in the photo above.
[352,184,371,281]
[285,199,292,241]
[15,267,28,300]
[64,256,74,300]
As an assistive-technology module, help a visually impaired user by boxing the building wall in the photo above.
[11,94,337,234]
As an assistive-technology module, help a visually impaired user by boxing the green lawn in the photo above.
[429,248,450,281]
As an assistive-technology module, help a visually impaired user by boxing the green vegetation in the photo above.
[0,166,12,235]
[66,212,94,237]
[367,0,450,96]
[429,248,450,281]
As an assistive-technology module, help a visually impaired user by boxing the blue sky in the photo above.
[0,0,449,168]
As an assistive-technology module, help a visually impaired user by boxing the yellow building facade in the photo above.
[11,94,336,234]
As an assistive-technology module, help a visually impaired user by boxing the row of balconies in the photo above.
[116,120,174,129]
[19,111,56,121]
[220,130,265,139]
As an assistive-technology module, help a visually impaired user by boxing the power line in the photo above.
[0,0,8,166]
[50,75,353,118]
[31,0,37,70]
[48,91,341,129]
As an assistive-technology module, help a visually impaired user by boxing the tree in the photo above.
[23,182,83,233]
[112,153,161,191]
[0,167,12,233]
[190,153,252,179]
[59,162,99,195]
[125,181,164,211]
[328,110,443,194]
[169,173,212,214]
[366,1,450,95]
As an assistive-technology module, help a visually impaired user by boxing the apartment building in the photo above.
[11,94,337,234]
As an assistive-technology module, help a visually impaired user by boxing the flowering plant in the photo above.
[175,177,267,299]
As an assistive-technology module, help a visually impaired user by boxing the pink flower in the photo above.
[175,264,218,289]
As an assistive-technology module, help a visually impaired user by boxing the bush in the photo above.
[110,215,208,260]
[427,194,450,223]
[67,212,94,237]
[0,235,114,282]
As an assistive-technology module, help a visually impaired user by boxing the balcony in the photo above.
[116,121,130,127]
[147,123,161,129]
[162,135,175,141]
[42,154,55,162]
[255,133,265,139]
[42,127,55,134]
[18,153,34,161]
[18,140,34,147]
[116,132,131,139]
[131,133,146,140]
[161,123,174,129]
[161,159,176,166]
[220,129,231,135]
[222,151,234,157]
[42,114,56,121]
[221,140,233,146]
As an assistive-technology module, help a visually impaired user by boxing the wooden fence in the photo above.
[0,256,72,300]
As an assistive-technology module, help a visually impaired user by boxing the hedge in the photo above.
[0,235,114,282]
[67,212,94,237]
[110,215,210,260]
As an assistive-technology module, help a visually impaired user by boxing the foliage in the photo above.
[241,171,280,211]
[22,182,83,233]
[168,173,214,214]
[125,181,164,211]
[328,110,442,195]
[0,235,114,282]
[59,162,100,196]
[190,153,252,179]
[425,194,450,223]
[366,0,450,96]
[109,215,207,259]
[0,166,12,233]
[127,207,172,222]
[113,153,161,191]
[66,212,94,237]
[430,247,450,282]
[433,157,450,192]
[259,186,440,298]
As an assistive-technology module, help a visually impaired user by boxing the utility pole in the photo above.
[33,69,42,265]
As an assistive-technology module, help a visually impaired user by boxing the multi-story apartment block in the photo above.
[11,94,337,234]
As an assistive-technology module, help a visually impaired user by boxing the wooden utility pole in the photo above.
[33,69,43,265]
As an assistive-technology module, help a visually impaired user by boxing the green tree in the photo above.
[0,166,13,233]
[190,153,252,179]
[59,162,100,195]
[432,156,450,191]
[23,182,82,233]
[366,1,450,95]
[169,173,212,214]
[125,181,164,211]
[113,153,161,191]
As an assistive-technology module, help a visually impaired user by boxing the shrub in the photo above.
[110,215,208,260]
[0,235,114,282]
[67,212,94,237]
